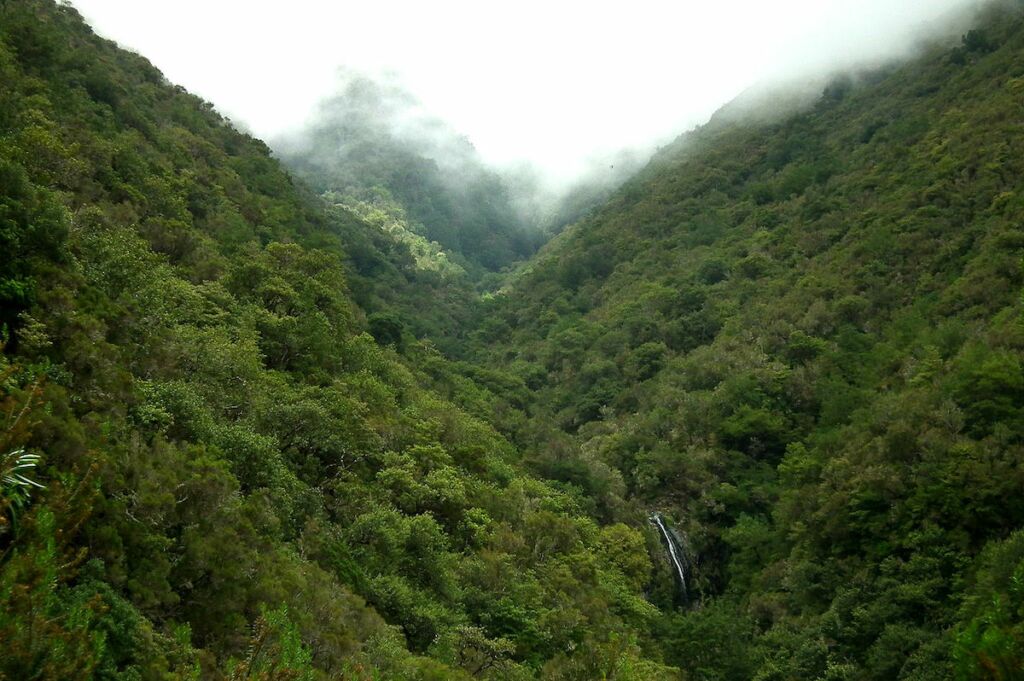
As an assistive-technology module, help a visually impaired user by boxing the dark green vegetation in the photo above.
[468,2,1024,678]
[272,77,643,355]
[0,2,673,678]
[2,0,1024,679]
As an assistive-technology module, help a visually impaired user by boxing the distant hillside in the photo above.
[276,76,539,273]
[467,2,1024,678]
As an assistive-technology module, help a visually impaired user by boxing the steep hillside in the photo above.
[0,2,676,679]
[468,3,1024,678]
[6,0,1024,679]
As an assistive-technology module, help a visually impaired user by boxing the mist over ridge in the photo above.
[272,70,649,262]
[69,0,990,191]
[256,0,1002,277]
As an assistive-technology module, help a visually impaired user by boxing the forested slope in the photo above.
[0,2,676,678]
[276,76,538,274]
[467,3,1024,678]
[5,0,1024,679]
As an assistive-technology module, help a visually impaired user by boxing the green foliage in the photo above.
[368,312,407,349]
[954,531,1024,679]
[228,605,316,681]
[460,3,1024,678]
[659,601,757,681]
[0,157,69,339]
[5,1,1024,679]
[0,3,669,677]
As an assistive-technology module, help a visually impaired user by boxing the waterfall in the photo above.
[650,512,688,602]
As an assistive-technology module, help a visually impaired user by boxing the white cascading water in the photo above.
[650,512,688,601]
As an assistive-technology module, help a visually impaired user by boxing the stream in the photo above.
[649,511,689,603]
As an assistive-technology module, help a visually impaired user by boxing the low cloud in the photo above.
[74,0,992,188]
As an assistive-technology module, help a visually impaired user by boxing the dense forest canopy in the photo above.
[2,0,1024,679]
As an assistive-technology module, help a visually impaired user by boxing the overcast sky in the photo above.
[71,0,981,181]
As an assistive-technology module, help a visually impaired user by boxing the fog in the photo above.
[272,71,648,239]
[72,0,986,185]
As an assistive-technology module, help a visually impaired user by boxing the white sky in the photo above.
[70,0,980,181]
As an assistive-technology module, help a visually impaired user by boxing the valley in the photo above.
[1,1,1024,679]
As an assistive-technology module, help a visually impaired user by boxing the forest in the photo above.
[1,1,1023,679]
